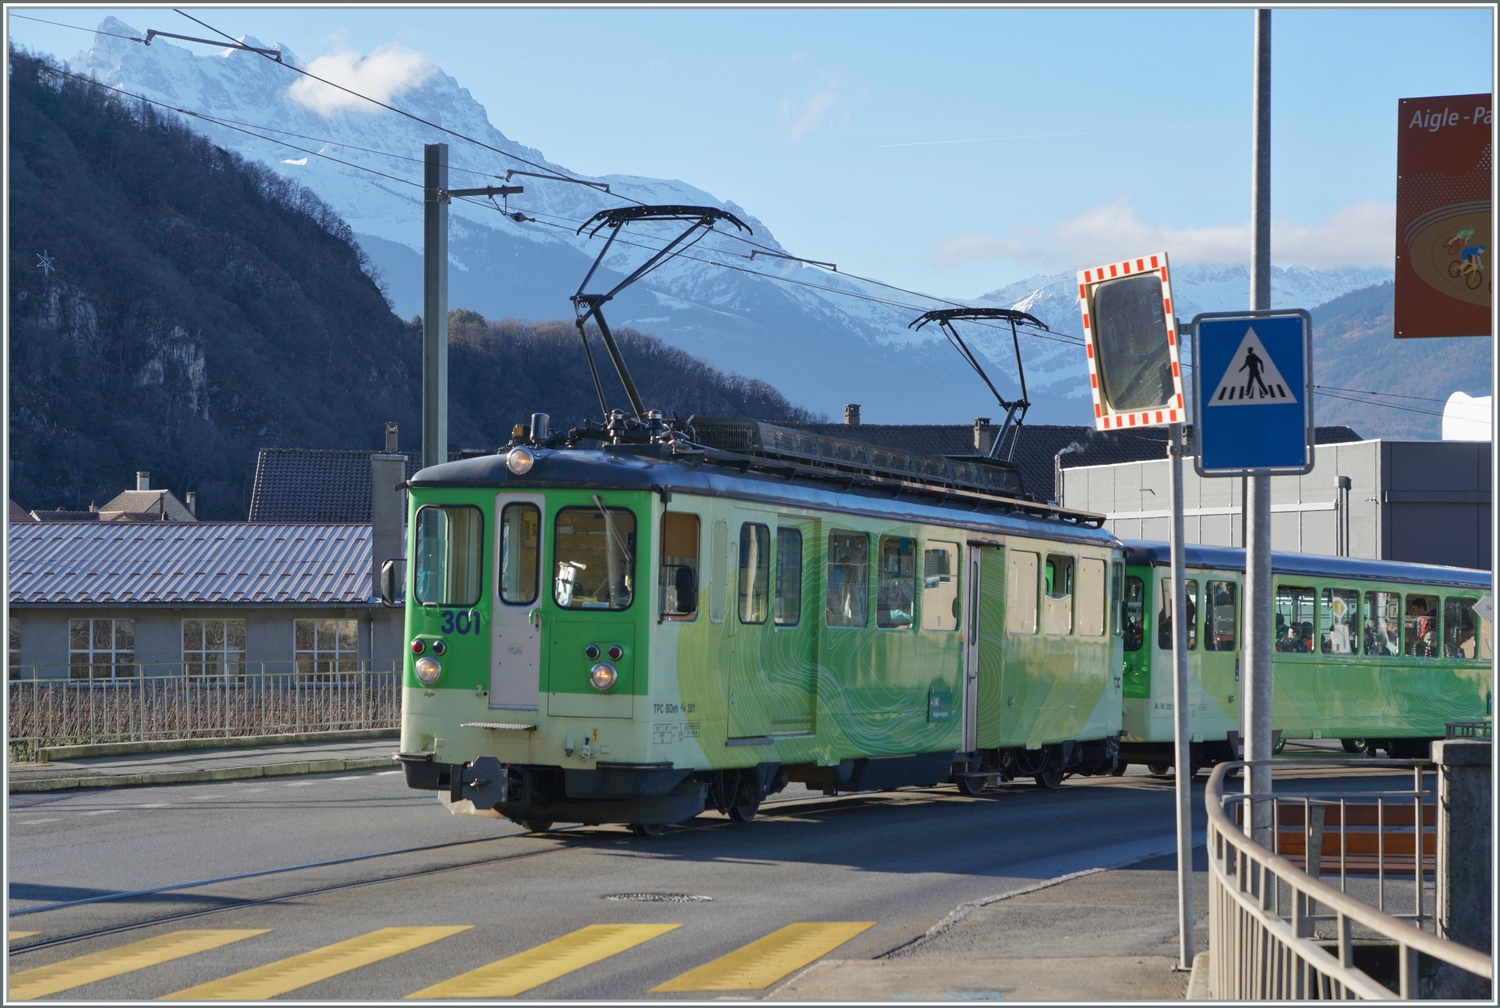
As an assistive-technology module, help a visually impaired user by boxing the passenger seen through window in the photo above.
[877,536,916,628]
[1444,597,1491,659]
[1363,592,1401,656]
[1319,589,1358,655]
[1404,595,1438,657]
[1158,578,1198,650]
[1274,586,1315,653]
[1204,581,1237,651]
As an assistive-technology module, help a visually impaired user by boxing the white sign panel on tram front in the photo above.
[1191,309,1314,476]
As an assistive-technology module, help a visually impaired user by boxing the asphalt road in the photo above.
[5,763,1412,1000]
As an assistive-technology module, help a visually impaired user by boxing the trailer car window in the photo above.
[498,503,541,606]
[921,542,960,631]
[739,523,771,624]
[1204,581,1237,651]
[1158,579,1198,650]
[1319,589,1358,655]
[1123,576,1145,651]
[826,531,869,627]
[1274,586,1315,653]
[413,505,483,608]
[553,506,635,611]
[659,512,700,619]
[775,528,803,627]
[1364,592,1401,656]
[1044,555,1074,635]
[877,536,916,628]
[1404,594,1438,657]
[1444,597,1491,659]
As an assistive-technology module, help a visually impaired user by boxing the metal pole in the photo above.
[422,143,450,471]
[1170,421,1195,969]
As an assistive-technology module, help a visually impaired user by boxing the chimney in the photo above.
[844,404,861,426]
[973,418,993,454]
[384,421,399,453]
[136,471,150,491]
[371,431,409,602]
[185,491,197,518]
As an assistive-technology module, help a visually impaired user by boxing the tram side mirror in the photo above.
[379,559,402,607]
[675,566,697,614]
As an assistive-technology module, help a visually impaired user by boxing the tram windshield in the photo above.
[413,505,483,607]
[554,505,636,610]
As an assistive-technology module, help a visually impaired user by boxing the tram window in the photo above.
[659,512,700,619]
[1273,585,1315,653]
[921,542,960,631]
[826,531,869,628]
[877,536,916,629]
[1044,555,1074,635]
[413,505,483,608]
[1444,597,1492,660]
[1158,579,1198,650]
[1319,589,1358,655]
[1077,558,1106,637]
[498,503,541,606]
[1110,562,1125,638]
[1363,592,1402,657]
[1007,551,1038,634]
[1123,576,1145,651]
[553,505,636,611]
[1205,581,1238,652]
[1404,594,1439,658]
[739,523,771,624]
[775,528,803,627]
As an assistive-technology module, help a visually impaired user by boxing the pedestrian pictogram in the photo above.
[1207,327,1296,405]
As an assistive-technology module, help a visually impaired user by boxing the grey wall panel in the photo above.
[1300,511,1337,557]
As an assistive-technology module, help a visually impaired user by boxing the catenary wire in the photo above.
[8,12,147,42]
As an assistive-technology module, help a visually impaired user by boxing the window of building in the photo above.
[775,528,803,627]
[1404,594,1439,658]
[1007,551,1038,634]
[8,618,20,680]
[1364,592,1402,656]
[659,512,700,619]
[183,619,247,680]
[1274,585,1315,654]
[1444,596,1492,660]
[1204,581,1238,652]
[1319,589,1359,655]
[739,523,771,625]
[498,503,541,606]
[1159,579,1199,650]
[877,535,916,629]
[1077,558,1106,637]
[413,505,483,607]
[553,505,636,610]
[69,618,135,680]
[826,531,869,627]
[1123,575,1145,651]
[295,618,359,681]
[921,542,960,631]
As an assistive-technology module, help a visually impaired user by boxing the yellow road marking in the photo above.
[160,926,469,1000]
[9,932,39,941]
[405,923,679,999]
[651,922,875,992]
[8,930,267,1000]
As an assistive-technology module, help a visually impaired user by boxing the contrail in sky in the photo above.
[879,125,1195,148]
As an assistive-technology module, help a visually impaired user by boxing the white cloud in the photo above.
[287,45,435,115]
[935,199,1397,271]
[777,71,860,144]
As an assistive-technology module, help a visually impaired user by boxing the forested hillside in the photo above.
[7,50,814,517]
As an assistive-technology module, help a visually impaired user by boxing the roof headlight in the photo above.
[588,662,618,692]
[414,655,442,686]
[506,446,536,475]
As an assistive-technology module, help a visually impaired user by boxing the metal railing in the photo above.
[8,662,401,762]
[1445,720,1492,740]
[1206,759,1491,999]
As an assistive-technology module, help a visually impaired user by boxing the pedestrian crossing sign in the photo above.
[1191,310,1313,476]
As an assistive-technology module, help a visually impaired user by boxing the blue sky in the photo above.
[8,6,1495,298]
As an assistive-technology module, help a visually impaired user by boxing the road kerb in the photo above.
[8,757,394,793]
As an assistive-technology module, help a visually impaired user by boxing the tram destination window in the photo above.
[826,531,869,627]
[1444,597,1492,659]
[1044,555,1075,635]
[1404,594,1439,657]
[659,512,700,619]
[1122,575,1145,651]
[1273,585,1315,654]
[1158,579,1199,650]
[1363,592,1402,656]
[1320,589,1359,655]
[413,505,483,608]
[877,535,916,628]
[1204,581,1238,652]
[1008,551,1039,634]
[739,523,771,624]
[553,505,636,610]
[921,542,960,631]
[775,527,803,627]
[498,503,541,606]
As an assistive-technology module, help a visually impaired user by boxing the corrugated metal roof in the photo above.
[8,522,374,605]
[249,449,420,522]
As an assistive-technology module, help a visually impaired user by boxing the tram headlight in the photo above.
[506,446,536,475]
[588,662,618,692]
[414,655,443,686]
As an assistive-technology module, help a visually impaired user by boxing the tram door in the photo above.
[490,493,544,711]
[963,544,1007,753]
[961,547,983,752]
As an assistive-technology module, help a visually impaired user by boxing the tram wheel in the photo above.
[728,797,760,823]
[956,775,988,796]
[1108,762,1128,777]
[521,820,554,833]
[628,823,668,837]
[1147,762,1171,777]
[1340,738,1369,755]
[1033,771,1065,789]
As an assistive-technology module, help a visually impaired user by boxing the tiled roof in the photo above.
[30,510,99,522]
[10,499,38,522]
[249,449,420,522]
[7,522,374,605]
[97,489,196,522]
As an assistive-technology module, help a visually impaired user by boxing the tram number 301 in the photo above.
[439,610,483,635]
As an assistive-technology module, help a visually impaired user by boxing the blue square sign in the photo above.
[1192,310,1314,476]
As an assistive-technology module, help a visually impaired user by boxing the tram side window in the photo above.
[1122,575,1145,651]
[826,531,869,628]
[1274,585,1315,653]
[774,528,803,627]
[1158,578,1198,650]
[1204,581,1237,652]
[498,503,541,606]
[739,523,771,624]
[1044,555,1074,635]
[1110,562,1125,638]
[659,512,700,619]
[877,536,916,628]
[1077,558,1106,636]
[1007,551,1039,634]
[1319,588,1359,655]
[1405,594,1439,657]
[1444,597,1492,659]
[1363,592,1402,656]
[553,505,636,611]
[414,505,483,607]
[921,542,960,631]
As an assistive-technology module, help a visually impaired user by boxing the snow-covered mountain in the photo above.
[68,20,1391,425]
